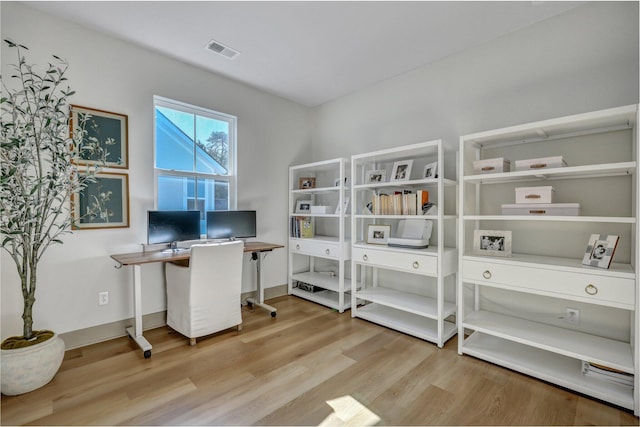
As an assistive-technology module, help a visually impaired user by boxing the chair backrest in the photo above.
[188,240,244,300]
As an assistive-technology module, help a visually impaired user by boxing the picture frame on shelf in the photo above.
[473,229,512,257]
[366,224,391,245]
[423,161,438,179]
[71,105,128,169]
[365,169,386,183]
[72,171,129,229]
[335,196,350,214]
[581,234,619,269]
[390,160,413,181]
[295,199,313,214]
[298,177,316,189]
[334,176,348,187]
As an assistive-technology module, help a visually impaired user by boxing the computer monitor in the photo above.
[206,210,257,240]
[147,210,201,245]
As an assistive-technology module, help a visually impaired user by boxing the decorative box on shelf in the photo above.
[515,186,555,204]
[514,156,566,171]
[310,205,331,214]
[501,203,580,216]
[473,157,510,174]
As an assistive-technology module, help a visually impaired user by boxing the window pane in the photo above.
[155,107,195,172]
[195,115,229,174]
[157,175,193,211]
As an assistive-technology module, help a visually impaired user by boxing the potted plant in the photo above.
[0,40,104,395]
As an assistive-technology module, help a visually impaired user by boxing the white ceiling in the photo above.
[25,1,582,107]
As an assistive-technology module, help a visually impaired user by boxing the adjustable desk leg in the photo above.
[126,264,153,358]
[246,251,277,317]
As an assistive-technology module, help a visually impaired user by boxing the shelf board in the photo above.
[353,177,457,190]
[290,288,351,311]
[290,213,345,218]
[462,332,634,410]
[356,303,457,345]
[463,215,636,224]
[355,286,456,319]
[291,186,350,194]
[463,161,636,185]
[354,214,457,220]
[463,310,634,373]
[290,235,341,243]
[291,272,346,293]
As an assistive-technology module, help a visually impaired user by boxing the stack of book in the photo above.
[290,217,314,238]
[581,361,633,388]
[371,190,428,215]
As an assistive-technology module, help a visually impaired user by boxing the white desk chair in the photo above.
[165,240,244,346]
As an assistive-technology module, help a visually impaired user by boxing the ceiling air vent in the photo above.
[205,40,240,60]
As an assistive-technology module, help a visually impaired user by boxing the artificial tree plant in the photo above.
[0,40,104,349]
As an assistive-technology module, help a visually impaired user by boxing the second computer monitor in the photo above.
[206,210,256,240]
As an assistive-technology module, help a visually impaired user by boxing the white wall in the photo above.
[311,2,639,158]
[1,2,312,339]
[309,2,638,340]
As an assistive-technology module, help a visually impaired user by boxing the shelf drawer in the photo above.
[463,259,635,309]
[353,246,437,275]
[290,238,347,259]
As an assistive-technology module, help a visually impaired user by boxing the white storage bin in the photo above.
[310,205,331,214]
[473,157,510,174]
[501,203,580,216]
[514,156,566,171]
[515,186,555,204]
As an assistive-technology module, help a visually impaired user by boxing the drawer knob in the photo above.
[585,284,598,295]
[295,244,300,250]
[363,254,368,261]
[325,249,330,255]
[412,261,420,269]
[482,270,492,279]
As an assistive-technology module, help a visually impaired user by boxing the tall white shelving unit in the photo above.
[458,104,639,414]
[288,158,352,312]
[350,140,458,347]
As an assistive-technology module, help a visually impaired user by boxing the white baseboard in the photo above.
[59,284,289,350]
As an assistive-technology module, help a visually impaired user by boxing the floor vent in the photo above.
[205,40,240,60]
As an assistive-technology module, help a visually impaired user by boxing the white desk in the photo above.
[111,241,284,358]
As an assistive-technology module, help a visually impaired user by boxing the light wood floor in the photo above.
[1,296,638,426]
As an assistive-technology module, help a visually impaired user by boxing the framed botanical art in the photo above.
[581,234,619,269]
[72,172,129,229]
[473,229,512,257]
[71,105,128,169]
[390,160,413,181]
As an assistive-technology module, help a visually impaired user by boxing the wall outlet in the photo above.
[565,307,579,326]
[98,291,109,306]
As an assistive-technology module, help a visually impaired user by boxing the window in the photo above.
[154,96,237,234]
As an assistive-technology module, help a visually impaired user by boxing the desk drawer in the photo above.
[290,238,347,259]
[353,246,437,276]
[463,259,634,308]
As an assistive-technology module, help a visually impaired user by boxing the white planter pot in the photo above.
[1,332,65,395]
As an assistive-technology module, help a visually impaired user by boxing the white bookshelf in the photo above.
[458,104,639,414]
[288,158,351,312]
[350,139,458,347]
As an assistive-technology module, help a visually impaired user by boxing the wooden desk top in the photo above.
[111,241,284,266]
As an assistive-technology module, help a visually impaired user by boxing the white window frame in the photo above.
[153,95,237,211]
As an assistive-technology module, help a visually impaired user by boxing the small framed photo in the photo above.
[334,176,348,187]
[390,160,413,182]
[295,200,313,214]
[423,161,438,179]
[299,177,316,189]
[582,234,619,269]
[72,172,129,229]
[71,105,128,169]
[365,170,386,183]
[367,224,391,245]
[473,230,512,257]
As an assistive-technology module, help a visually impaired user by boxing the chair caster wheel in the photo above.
[144,350,152,359]
[271,311,277,318]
